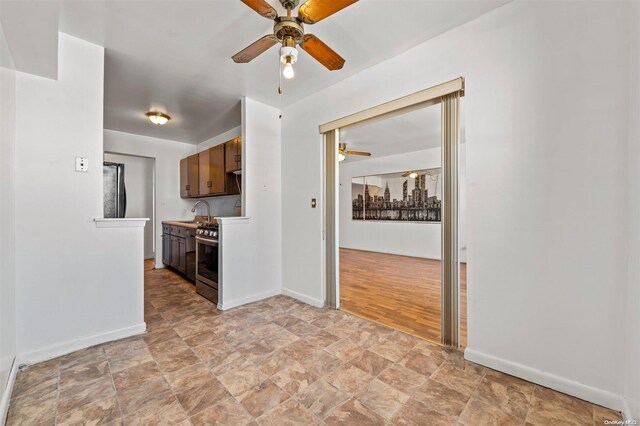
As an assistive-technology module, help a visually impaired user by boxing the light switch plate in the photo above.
[75,157,88,172]
[311,198,317,208]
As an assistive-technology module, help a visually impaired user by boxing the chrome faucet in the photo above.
[191,200,211,223]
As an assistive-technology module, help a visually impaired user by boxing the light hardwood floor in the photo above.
[339,248,467,347]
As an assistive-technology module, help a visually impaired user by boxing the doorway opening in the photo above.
[104,152,156,267]
[322,78,466,349]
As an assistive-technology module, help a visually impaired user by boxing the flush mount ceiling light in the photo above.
[146,111,171,125]
[232,0,357,85]
[402,171,419,179]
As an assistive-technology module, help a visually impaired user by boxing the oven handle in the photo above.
[196,236,219,244]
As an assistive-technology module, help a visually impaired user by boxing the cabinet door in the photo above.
[187,154,200,197]
[235,137,242,171]
[225,138,242,173]
[176,238,187,273]
[170,237,180,268]
[199,145,225,196]
[179,158,188,198]
[162,234,172,265]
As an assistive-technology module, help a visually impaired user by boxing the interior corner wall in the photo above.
[0,21,17,413]
[217,98,282,308]
[339,146,467,261]
[15,33,144,361]
[281,1,631,409]
[103,153,155,259]
[103,130,197,268]
[624,1,640,420]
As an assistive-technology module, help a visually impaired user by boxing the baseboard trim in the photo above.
[623,398,639,422]
[219,288,281,311]
[281,288,324,308]
[0,357,18,425]
[17,323,147,367]
[465,348,625,411]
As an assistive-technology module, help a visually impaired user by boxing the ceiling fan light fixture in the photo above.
[280,45,298,79]
[146,111,170,125]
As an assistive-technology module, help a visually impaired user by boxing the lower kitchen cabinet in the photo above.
[162,224,195,282]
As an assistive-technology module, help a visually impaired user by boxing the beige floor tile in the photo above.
[458,398,524,426]
[357,378,409,420]
[56,395,120,426]
[296,379,350,419]
[377,364,427,394]
[218,360,267,396]
[325,339,364,361]
[412,379,469,417]
[59,359,110,390]
[190,396,254,426]
[175,377,231,415]
[253,350,297,377]
[526,395,592,426]
[6,388,57,426]
[164,362,214,395]
[324,398,386,426]
[123,393,188,425]
[153,348,201,373]
[350,350,391,376]
[271,362,319,395]
[392,398,458,426]
[238,379,290,417]
[300,350,342,377]
[398,348,443,376]
[325,364,374,396]
[57,375,117,416]
[257,399,321,426]
[430,361,484,396]
[475,378,531,419]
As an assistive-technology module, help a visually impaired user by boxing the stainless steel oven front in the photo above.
[195,235,219,304]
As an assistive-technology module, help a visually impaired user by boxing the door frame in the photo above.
[320,77,465,349]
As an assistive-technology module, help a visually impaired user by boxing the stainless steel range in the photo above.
[195,222,219,304]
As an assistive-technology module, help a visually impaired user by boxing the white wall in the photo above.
[104,130,196,268]
[625,2,640,420]
[339,146,467,261]
[217,98,282,309]
[104,153,155,259]
[15,33,145,361]
[0,21,17,416]
[281,1,633,411]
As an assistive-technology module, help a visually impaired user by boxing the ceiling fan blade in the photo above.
[232,35,277,63]
[240,0,278,19]
[345,150,371,156]
[301,34,345,70]
[298,0,358,24]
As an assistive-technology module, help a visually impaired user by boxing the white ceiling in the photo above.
[1,0,508,144]
[339,104,441,163]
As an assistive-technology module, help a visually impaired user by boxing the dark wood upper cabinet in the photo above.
[180,154,200,198]
[225,137,242,173]
[199,145,226,196]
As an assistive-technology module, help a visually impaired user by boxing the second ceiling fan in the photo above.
[232,0,358,80]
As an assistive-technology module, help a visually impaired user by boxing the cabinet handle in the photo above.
[186,185,190,191]
[207,181,212,188]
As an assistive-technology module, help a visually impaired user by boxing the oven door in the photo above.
[196,237,219,289]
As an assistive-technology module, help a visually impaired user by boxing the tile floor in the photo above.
[6,266,623,425]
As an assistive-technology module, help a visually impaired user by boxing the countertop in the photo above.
[162,216,216,229]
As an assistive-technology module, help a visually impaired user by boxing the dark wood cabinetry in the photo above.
[199,144,226,196]
[180,154,199,198]
[225,137,242,173]
[179,137,242,199]
[162,224,196,281]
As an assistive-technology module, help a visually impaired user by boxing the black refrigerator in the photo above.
[103,162,127,218]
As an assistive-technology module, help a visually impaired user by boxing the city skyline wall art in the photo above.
[351,168,442,222]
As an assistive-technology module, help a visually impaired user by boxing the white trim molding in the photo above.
[281,288,325,308]
[465,348,625,412]
[218,288,281,311]
[0,358,18,425]
[17,323,146,367]
[93,218,149,228]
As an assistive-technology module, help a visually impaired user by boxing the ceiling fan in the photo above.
[338,143,371,162]
[232,0,358,81]
[402,171,419,178]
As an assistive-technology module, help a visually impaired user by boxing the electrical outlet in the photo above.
[75,157,88,172]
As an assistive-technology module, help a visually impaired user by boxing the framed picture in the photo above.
[352,168,441,222]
